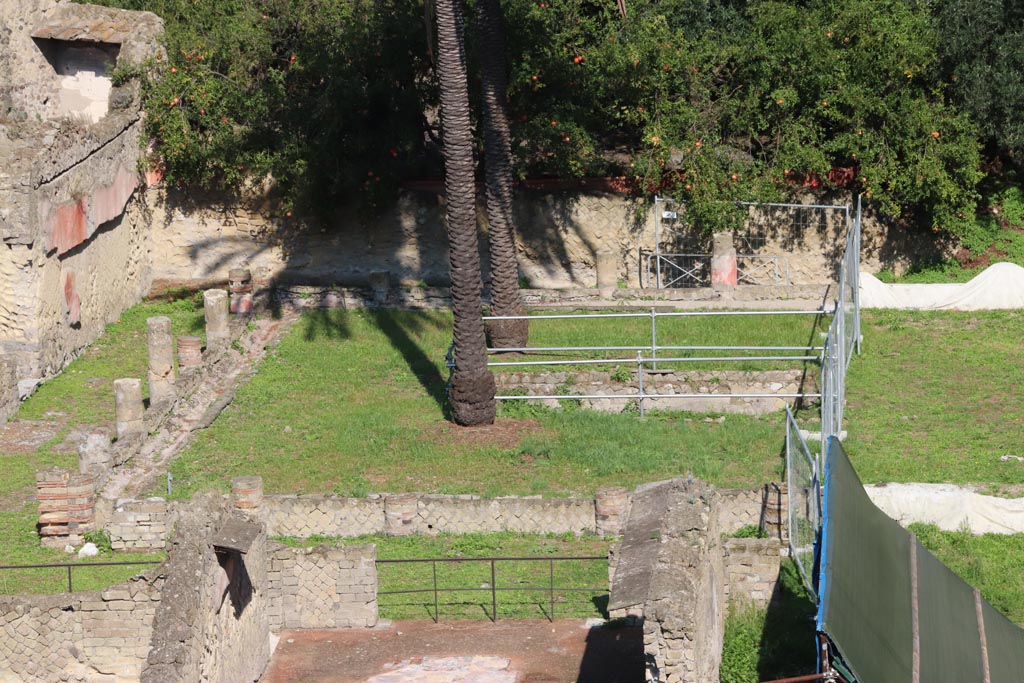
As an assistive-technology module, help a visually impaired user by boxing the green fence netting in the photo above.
[817,438,1024,683]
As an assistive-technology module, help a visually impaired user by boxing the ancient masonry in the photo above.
[0,1,163,418]
[608,479,786,683]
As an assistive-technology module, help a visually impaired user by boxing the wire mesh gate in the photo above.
[644,196,852,289]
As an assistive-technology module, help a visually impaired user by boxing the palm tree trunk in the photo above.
[436,0,496,425]
[478,0,528,348]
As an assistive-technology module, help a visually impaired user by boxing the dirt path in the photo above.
[263,619,644,683]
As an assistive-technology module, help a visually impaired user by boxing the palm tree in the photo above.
[478,0,528,349]
[435,0,496,425]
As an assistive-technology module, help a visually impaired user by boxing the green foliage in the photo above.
[730,524,767,539]
[933,0,1024,156]
[87,0,997,234]
[83,529,113,553]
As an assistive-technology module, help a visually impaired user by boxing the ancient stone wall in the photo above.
[494,369,814,415]
[0,2,162,393]
[717,488,768,535]
[0,572,162,683]
[722,537,782,608]
[108,498,169,552]
[143,502,270,683]
[266,542,378,630]
[146,186,937,293]
[259,495,385,538]
[257,493,599,538]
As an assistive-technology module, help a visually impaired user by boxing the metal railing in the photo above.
[786,406,820,595]
[376,556,607,623]
[819,196,862,459]
[464,308,827,416]
[0,560,162,594]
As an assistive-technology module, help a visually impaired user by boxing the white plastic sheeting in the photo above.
[865,483,1024,534]
[860,262,1024,310]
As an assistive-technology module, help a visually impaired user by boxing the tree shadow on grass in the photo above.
[365,309,451,414]
[301,308,354,342]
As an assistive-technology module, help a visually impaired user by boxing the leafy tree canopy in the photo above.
[93,0,1019,238]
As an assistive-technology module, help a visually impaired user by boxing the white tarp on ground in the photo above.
[865,483,1024,534]
[859,261,1024,310]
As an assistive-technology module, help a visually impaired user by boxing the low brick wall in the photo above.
[494,370,813,415]
[723,537,782,608]
[267,543,377,630]
[0,572,162,682]
[109,498,169,551]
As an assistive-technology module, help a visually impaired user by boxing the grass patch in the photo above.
[275,532,609,621]
[720,559,817,683]
[0,295,196,594]
[912,523,1024,626]
[166,309,791,498]
[0,505,163,595]
[17,293,206,426]
[843,310,1024,489]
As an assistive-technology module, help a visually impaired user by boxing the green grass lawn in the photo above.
[275,532,609,621]
[843,309,1024,490]
[165,308,796,499]
[0,294,199,594]
[913,523,1024,626]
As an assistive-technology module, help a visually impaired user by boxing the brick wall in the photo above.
[723,537,782,608]
[0,572,162,682]
[266,542,377,630]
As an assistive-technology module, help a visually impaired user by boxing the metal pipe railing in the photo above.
[0,560,162,593]
[376,555,607,623]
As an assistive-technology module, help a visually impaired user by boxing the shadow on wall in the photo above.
[149,183,657,292]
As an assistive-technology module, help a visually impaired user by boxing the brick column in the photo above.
[177,336,203,370]
[36,469,95,547]
[595,250,618,295]
[595,486,630,537]
[232,475,264,510]
[228,268,254,315]
[113,378,144,439]
[384,493,418,536]
[710,232,737,288]
[146,316,176,407]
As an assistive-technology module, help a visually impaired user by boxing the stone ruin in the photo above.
[0,0,163,419]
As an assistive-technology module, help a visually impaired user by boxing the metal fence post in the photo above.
[636,351,645,418]
[67,565,73,593]
[549,559,555,622]
[650,307,658,371]
[490,559,497,622]
[432,561,439,623]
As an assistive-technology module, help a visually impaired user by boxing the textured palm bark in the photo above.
[478,0,528,349]
[436,0,496,425]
